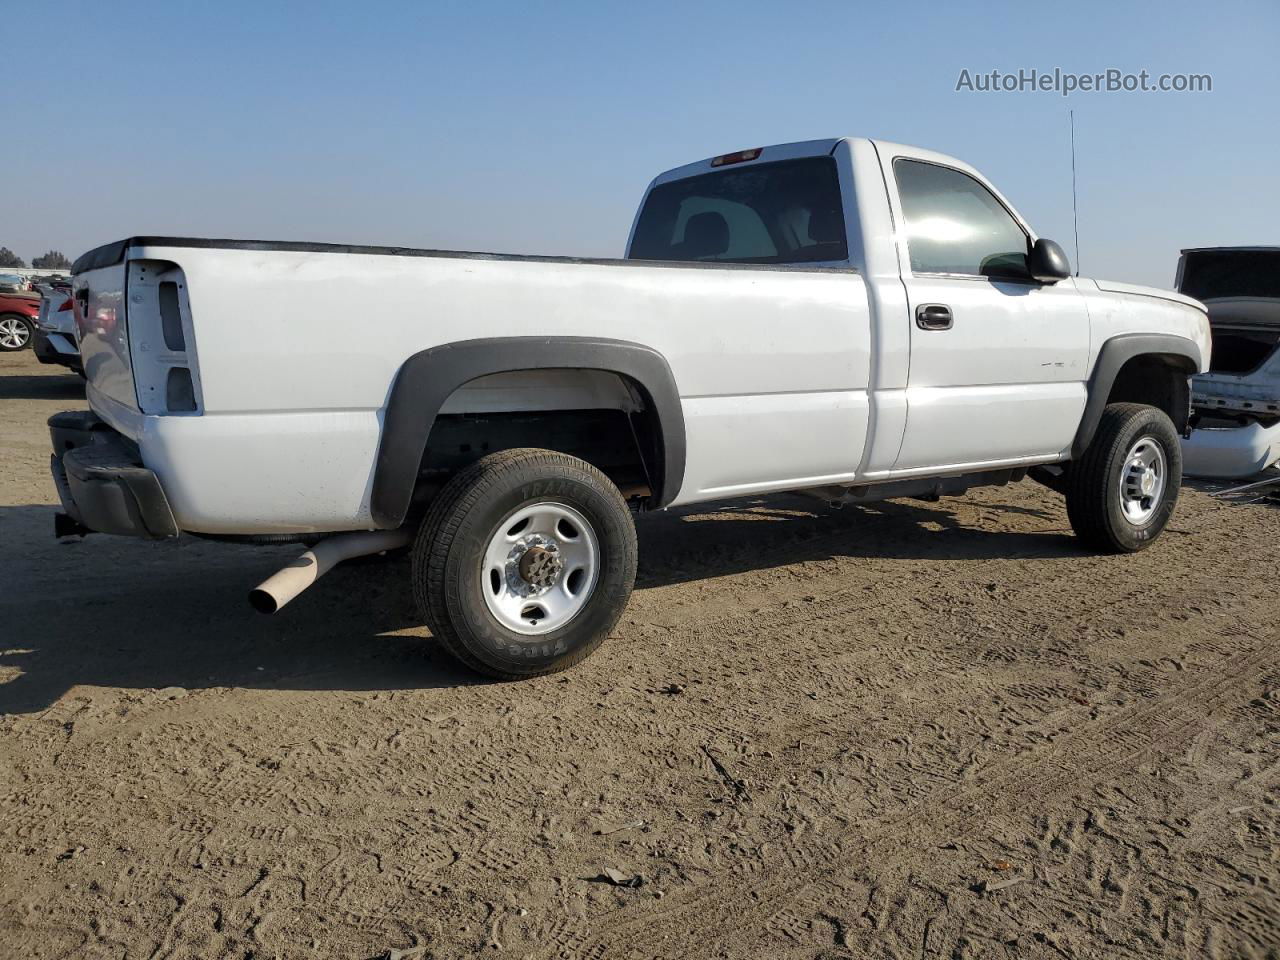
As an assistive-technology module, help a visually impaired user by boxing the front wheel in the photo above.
[0,314,32,351]
[1065,403,1182,552]
[411,448,638,679]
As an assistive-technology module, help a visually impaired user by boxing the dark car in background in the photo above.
[38,275,73,293]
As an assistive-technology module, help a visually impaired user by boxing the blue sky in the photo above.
[9,0,1278,287]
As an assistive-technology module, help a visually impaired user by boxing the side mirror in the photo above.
[1028,238,1072,283]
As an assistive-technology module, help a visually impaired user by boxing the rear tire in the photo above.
[0,314,32,351]
[1065,403,1181,552]
[412,448,638,679]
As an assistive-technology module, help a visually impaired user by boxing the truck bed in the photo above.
[73,237,873,534]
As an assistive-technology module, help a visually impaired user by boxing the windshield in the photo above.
[1180,250,1280,300]
[629,157,847,265]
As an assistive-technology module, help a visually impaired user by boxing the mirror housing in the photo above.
[1028,238,1072,283]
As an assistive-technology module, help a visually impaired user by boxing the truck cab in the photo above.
[628,138,1205,482]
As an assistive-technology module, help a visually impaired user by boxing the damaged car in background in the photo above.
[1180,247,1280,478]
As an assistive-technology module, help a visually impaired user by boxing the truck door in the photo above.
[883,151,1090,473]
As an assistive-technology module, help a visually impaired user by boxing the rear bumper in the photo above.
[49,411,178,538]
[1182,419,1280,479]
[33,330,83,371]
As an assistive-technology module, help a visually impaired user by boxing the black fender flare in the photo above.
[1071,333,1201,459]
[370,337,686,528]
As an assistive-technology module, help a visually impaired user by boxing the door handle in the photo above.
[915,303,953,330]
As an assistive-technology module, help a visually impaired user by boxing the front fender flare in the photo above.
[370,337,686,528]
[1071,333,1201,459]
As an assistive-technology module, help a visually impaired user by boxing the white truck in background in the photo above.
[53,137,1210,678]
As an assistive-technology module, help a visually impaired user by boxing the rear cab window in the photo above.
[629,157,848,265]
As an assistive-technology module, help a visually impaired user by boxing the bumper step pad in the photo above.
[49,411,178,539]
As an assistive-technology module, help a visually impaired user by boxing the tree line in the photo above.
[0,248,72,270]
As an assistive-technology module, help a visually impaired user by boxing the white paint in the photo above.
[892,383,1086,470]
[682,390,869,495]
[138,408,384,533]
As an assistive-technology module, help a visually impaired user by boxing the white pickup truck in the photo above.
[54,137,1210,678]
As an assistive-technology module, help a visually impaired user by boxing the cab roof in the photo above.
[648,138,847,188]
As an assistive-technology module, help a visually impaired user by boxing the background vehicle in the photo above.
[53,137,1210,678]
[0,273,31,293]
[0,291,39,351]
[38,275,73,293]
[1178,247,1280,478]
[32,284,82,373]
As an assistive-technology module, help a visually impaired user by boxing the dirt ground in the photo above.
[0,347,1276,960]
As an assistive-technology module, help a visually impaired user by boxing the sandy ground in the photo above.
[0,347,1277,960]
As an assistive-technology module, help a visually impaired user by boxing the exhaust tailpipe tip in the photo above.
[248,589,280,615]
[248,528,412,615]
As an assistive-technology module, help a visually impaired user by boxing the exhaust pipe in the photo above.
[249,529,412,614]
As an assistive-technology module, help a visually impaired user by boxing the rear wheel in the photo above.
[1065,403,1181,552]
[412,448,638,679]
[0,314,32,351]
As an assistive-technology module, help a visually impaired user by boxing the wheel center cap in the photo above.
[518,545,563,589]
[1139,469,1156,496]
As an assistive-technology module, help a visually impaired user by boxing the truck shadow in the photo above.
[635,493,1075,588]
[0,371,85,401]
[0,494,1079,715]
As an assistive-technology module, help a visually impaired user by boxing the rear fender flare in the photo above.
[1071,333,1201,458]
[370,337,685,528]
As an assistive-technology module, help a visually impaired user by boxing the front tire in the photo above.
[1065,403,1182,552]
[412,448,638,679]
[0,314,32,351]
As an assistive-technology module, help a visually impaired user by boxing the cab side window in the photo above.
[893,159,1030,280]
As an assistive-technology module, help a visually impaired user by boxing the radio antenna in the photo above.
[1070,109,1081,276]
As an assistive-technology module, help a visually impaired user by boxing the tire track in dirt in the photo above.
[512,514,1274,960]
[533,635,1277,959]
[71,509,1267,954]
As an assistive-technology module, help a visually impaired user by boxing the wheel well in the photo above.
[411,369,663,514]
[1105,354,1193,434]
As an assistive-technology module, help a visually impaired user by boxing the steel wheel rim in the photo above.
[481,501,600,635]
[0,317,28,349]
[1118,435,1167,525]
